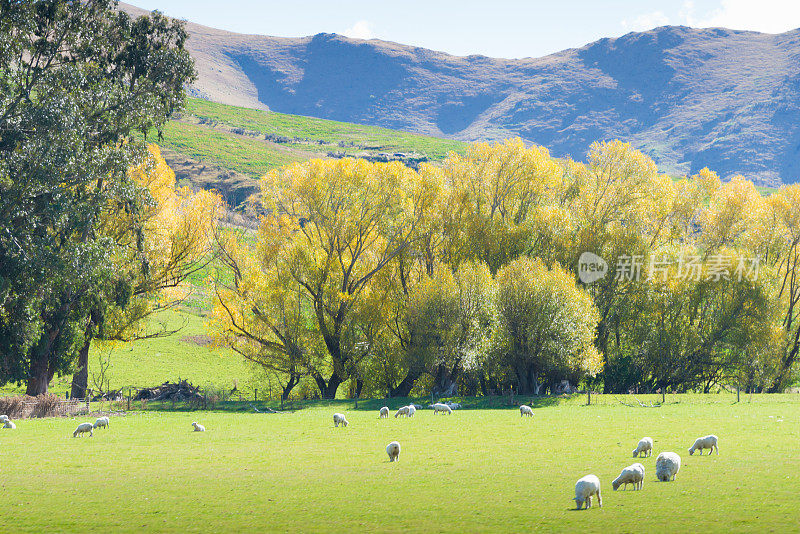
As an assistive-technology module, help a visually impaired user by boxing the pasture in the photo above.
[1,396,799,532]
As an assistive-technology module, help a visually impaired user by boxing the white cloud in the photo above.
[680,0,800,33]
[621,11,670,32]
[343,20,375,40]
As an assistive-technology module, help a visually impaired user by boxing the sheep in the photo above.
[93,416,109,430]
[379,406,390,418]
[688,434,719,456]
[3,420,16,429]
[444,401,462,410]
[612,463,645,491]
[386,441,401,462]
[192,422,205,432]
[430,403,452,415]
[632,437,653,458]
[0,415,8,423]
[655,452,681,481]
[333,413,348,427]
[520,405,534,417]
[407,405,416,417]
[73,422,94,437]
[573,474,602,509]
[394,406,410,418]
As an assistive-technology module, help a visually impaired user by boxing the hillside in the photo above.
[123,2,800,186]
[156,98,468,206]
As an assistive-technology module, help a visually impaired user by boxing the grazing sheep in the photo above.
[520,405,534,417]
[73,422,94,437]
[612,463,645,491]
[192,422,205,432]
[688,435,719,456]
[333,413,348,427]
[632,437,653,458]
[394,406,410,418]
[444,401,462,410]
[655,452,681,481]
[0,415,8,423]
[386,441,401,462]
[3,420,16,429]
[407,405,416,417]
[379,406,390,418]
[573,474,602,509]
[93,416,109,430]
[430,403,452,415]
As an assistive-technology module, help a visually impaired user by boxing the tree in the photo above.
[493,257,601,394]
[0,0,195,394]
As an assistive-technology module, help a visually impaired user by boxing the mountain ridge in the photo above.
[122,3,800,185]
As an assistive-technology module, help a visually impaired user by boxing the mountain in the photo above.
[122,3,800,186]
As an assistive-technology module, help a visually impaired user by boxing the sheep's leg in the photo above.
[586,496,592,508]
[596,490,602,507]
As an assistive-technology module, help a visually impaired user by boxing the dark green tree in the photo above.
[0,0,195,394]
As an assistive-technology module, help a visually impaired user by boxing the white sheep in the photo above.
[520,405,534,417]
[612,463,645,491]
[430,403,452,415]
[394,406,410,418]
[573,474,602,509]
[688,434,719,455]
[407,405,416,417]
[655,452,681,481]
[3,420,16,429]
[192,421,205,432]
[73,422,93,437]
[333,413,348,427]
[93,416,109,430]
[379,406,390,418]
[444,401,462,409]
[386,441,401,462]
[0,415,8,423]
[632,437,653,458]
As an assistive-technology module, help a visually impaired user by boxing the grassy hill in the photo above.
[156,98,469,207]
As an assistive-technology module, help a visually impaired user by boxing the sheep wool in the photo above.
[407,405,416,417]
[430,403,452,415]
[394,406,410,418]
[73,422,94,437]
[519,405,534,417]
[655,452,681,481]
[333,413,348,427]
[192,422,205,432]
[612,463,645,491]
[632,437,653,458]
[3,420,16,429]
[379,407,390,418]
[0,415,8,423]
[93,416,110,430]
[688,435,719,455]
[386,441,401,462]
[573,475,602,509]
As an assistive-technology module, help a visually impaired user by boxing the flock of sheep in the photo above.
[572,432,718,509]
[2,401,720,510]
[332,403,719,510]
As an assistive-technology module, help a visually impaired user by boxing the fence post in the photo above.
[85,398,90,414]
[127,389,131,411]
[255,389,258,402]
[736,385,740,403]
[587,389,591,406]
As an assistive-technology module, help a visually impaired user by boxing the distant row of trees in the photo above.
[211,138,800,399]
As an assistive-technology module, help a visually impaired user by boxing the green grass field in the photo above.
[1,396,798,532]
[0,310,254,398]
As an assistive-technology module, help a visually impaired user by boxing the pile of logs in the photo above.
[133,380,203,401]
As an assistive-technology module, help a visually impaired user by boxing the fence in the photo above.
[0,395,90,419]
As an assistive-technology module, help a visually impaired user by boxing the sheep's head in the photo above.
[688,447,695,456]
[342,420,348,427]
[632,449,638,457]
[573,497,584,509]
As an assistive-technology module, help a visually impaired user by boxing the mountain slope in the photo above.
[123,3,800,185]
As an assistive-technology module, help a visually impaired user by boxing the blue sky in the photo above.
[128,0,800,58]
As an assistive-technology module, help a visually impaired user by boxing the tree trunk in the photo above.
[281,373,300,400]
[390,370,421,397]
[354,377,363,399]
[70,336,91,399]
[323,373,343,399]
[26,329,59,396]
[432,362,460,397]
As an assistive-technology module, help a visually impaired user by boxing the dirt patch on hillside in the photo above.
[181,334,213,347]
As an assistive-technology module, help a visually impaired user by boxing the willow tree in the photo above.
[0,1,195,394]
[493,257,602,394]
[214,158,439,398]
